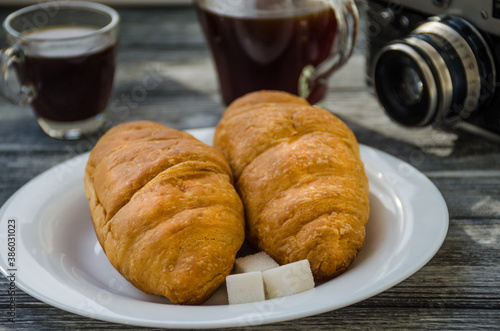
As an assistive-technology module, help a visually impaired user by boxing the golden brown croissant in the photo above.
[213,91,369,281]
[84,121,245,304]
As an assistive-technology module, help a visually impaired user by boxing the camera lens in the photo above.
[374,43,437,126]
[398,67,423,104]
[373,16,496,127]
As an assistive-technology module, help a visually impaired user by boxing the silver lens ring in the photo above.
[404,36,453,119]
[414,21,481,115]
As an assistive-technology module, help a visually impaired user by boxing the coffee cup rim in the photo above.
[3,1,120,42]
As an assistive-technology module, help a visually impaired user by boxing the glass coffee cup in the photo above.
[195,0,359,105]
[0,1,119,140]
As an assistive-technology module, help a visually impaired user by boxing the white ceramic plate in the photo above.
[0,127,448,329]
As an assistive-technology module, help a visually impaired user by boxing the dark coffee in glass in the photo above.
[195,0,359,105]
[20,26,117,123]
[1,2,120,139]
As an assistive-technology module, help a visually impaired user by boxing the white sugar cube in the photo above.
[235,251,280,273]
[226,271,265,304]
[262,259,315,299]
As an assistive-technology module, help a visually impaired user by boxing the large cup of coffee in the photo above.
[195,0,358,105]
[0,1,119,139]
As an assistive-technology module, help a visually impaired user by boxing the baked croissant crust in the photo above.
[84,121,245,304]
[213,91,370,281]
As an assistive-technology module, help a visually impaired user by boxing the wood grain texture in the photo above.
[0,3,499,330]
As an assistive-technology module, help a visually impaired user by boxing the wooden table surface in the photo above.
[1,3,499,330]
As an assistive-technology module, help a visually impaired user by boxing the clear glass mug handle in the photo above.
[298,0,359,99]
[0,45,35,106]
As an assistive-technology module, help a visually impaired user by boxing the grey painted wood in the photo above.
[0,3,499,330]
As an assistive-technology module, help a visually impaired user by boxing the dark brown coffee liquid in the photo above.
[196,6,338,105]
[20,26,117,122]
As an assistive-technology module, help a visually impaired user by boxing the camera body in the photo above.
[366,0,500,135]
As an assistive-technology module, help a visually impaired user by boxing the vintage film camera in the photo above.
[365,0,500,136]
